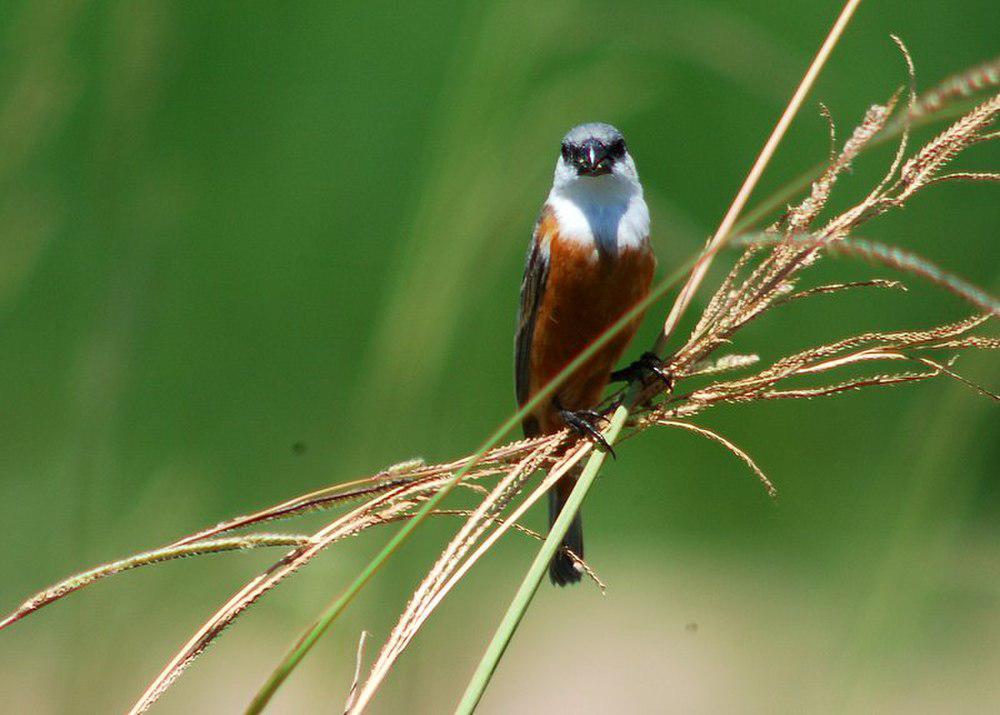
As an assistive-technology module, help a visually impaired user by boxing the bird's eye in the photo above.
[561,143,571,161]
[609,138,626,159]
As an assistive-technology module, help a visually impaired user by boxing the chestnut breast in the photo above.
[528,214,655,433]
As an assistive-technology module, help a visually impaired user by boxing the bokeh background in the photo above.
[1,1,997,713]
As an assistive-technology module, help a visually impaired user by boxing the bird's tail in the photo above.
[548,476,583,586]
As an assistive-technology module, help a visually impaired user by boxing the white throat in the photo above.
[546,172,649,257]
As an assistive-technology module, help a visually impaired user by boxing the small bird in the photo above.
[515,123,656,585]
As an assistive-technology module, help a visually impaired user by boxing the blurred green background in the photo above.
[1,1,997,713]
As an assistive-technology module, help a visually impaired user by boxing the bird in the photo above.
[515,122,657,585]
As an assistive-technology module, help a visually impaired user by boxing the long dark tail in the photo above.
[548,477,583,586]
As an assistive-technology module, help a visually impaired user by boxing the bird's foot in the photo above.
[610,351,672,389]
[559,407,615,459]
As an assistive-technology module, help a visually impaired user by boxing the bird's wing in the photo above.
[515,207,553,411]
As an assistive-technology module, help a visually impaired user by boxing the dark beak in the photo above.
[575,140,612,176]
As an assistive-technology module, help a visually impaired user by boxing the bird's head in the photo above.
[552,122,641,196]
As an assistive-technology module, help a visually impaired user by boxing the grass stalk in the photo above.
[0,535,311,631]
[656,0,863,351]
[455,1,862,711]
[453,393,629,715]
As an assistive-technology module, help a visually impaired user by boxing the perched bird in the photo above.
[515,123,656,585]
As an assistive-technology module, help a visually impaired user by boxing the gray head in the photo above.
[551,122,641,197]
[560,122,628,177]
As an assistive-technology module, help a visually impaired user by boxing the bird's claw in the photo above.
[575,408,610,424]
[610,351,672,389]
[559,408,616,459]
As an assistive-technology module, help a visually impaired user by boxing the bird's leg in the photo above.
[555,397,616,459]
[610,351,672,389]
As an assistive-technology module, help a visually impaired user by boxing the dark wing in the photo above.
[515,212,551,413]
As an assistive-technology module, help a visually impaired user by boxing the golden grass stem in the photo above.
[656,0,863,353]
[455,2,863,712]
[0,535,311,631]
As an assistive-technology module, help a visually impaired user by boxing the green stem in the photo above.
[453,398,630,715]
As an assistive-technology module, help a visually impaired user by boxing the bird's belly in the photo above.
[529,238,655,433]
